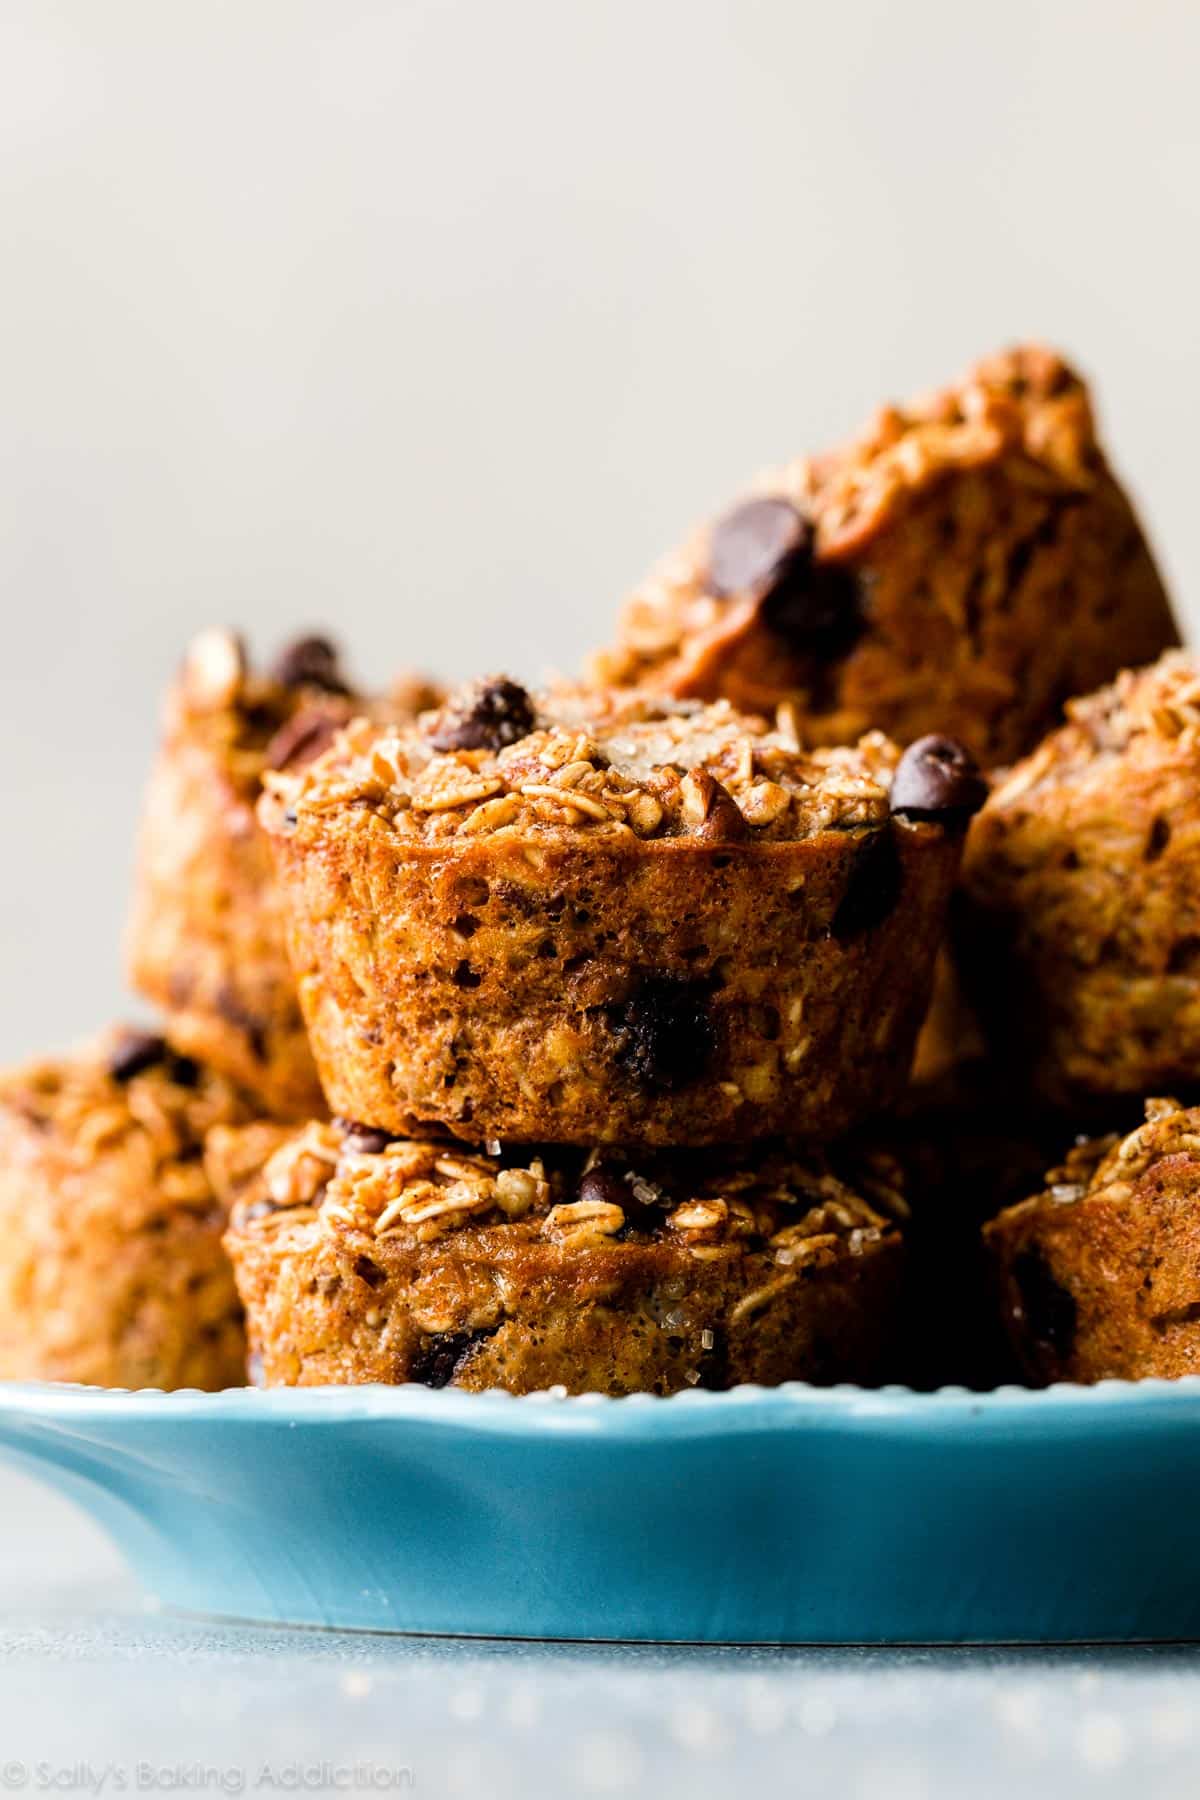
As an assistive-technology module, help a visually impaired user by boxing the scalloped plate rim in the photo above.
[3,1373,1200,1435]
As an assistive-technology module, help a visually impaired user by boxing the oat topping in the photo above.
[0,1029,251,1172]
[591,345,1099,693]
[1070,652,1200,752]
[169,629,356,800]
[800,344,1096,551]
[262,683,901,845]
[669,1199,728,1235]
[269,634,351,696]
[989,653,1200,813]
[183,627,247,711]
[166,627,442,800]
[1006,1098,1200,1223]
[543,1198,626,1250]
[230,1121,898,1256]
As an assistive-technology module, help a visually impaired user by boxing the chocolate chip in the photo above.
[263,709,340,772]
[427,677,535,753]
[890,735,987,825]
[165,1052,201,1089]
[270,634,350,695]
[831,829,903,939]
[577,1161,665,1236]
[760,559,866,659]
[607,976,716,1092]
[616,1191,666,1239]
[579,1167,633,1211]
[1012,1247,1077,1367]
[334,1118,394,1156]
[710,497,812,598]
[709,497,864,657]
[409,1328,494,1389]
[107,1030,168,1083]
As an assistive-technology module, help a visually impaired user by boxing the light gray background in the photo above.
[1,0,1198,1059]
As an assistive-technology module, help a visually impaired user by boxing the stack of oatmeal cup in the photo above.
[1,342,1192,1394]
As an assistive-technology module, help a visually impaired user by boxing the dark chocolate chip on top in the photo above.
[710,497,813,599]
[334,1117,395,1156]
[580,1162,669,1236]
[578,1166,632,1211]
[890,735,988,824]
[263,708,341,772]
[270,635,351,696]
[106,1030,169,1084]
[709,497,864,657]
[165,1052,201,1089]
[427,677,536,754]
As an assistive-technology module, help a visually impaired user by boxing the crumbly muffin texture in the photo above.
[260,683,977,1146]
[125,629,440,1120]
[960,652,1200,1105]
[0,1027,255,1389]
[591,345,1176,767]
[219,1118,907,1394]
[986,1098,1200,1384]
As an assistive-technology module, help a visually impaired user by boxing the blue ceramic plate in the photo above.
[1,1377,1197,1644]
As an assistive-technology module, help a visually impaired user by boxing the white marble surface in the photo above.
[3,1467,1199,1800]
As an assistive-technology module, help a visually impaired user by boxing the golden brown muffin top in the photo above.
[166,627,442,800]
[259,676,988,848]
[216,1117,905,1260]
[0,1027,255,1172]
[591,344,1099,692]
[801,342,1098,553]
[999,1098,1200,1225]
[985,653,1200,814]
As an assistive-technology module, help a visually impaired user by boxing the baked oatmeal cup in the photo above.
[0,1027,256,1390]
[592,345,1175,767]
[260,679,983,1147]
[987,1097,1200,1384]
[126,628,440,1119]
[960,652,1200,1106]
[217,1118,907,1395]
